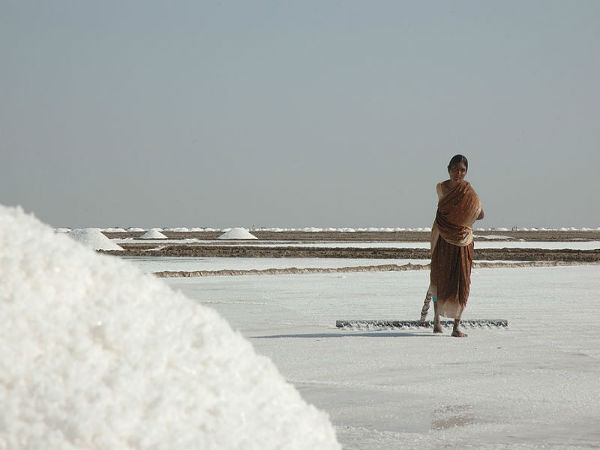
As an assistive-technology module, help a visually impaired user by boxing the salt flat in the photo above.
[157,264,600,450]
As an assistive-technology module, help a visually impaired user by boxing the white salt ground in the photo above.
[165,265,600,450]
[68,228,123,251]
[0,206,340,450]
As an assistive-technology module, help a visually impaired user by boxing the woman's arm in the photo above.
[436,182,445,200]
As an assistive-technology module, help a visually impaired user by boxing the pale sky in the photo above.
[2,1,599,228]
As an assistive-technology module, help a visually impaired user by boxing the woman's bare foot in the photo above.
[433,323,443,333]
[451,319,467,337]
[451,329,468,337]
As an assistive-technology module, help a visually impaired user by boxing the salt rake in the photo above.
[336,319,508,329]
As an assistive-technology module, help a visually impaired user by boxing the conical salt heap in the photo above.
[0,205,339,450]
[139,229,168,239]
[68,228,123,251]
[218,227,258,240]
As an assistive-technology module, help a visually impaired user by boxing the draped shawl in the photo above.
[435,181,481,247]
[428,181,482,318]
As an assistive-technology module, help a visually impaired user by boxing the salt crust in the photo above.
[0,206,339,450]
[218,227,258,240]
[68,228,123,251]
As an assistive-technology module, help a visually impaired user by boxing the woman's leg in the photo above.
[452,313,468,338]
[433,301,443,333]
[451,245,472,338]
[420,290,433,324]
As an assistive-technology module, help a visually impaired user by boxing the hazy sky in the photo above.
[2,1,599,228]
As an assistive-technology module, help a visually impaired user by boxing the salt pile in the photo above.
[218,227,258,240]
[0,205,339,450]
[68,228,123,251]
[139,229,168,240]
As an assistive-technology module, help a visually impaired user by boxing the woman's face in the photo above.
[448,162,467,183]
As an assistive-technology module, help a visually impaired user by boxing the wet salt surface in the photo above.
[115,239,600,250]
[123,256,431,273]
[161,264,600,450]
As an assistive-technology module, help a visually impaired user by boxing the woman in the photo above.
[420,155,484,337]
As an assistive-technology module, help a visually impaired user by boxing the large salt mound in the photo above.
[0,206,340,450]
[139,229,168,240]
[68,228,123,251]
[218,227,258,240]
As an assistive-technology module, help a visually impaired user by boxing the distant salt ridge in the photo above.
[160,227,220,232]
[253,227,600,232]
[103,227,127,232]
[253,227,431,232]
[98,226,600,232]
[218,227,258,240]
[0,205,340,450]
[68,228,123,251]
[139,229,167,240]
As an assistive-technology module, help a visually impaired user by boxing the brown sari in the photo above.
[429,181,482,318]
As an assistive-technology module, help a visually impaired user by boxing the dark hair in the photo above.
[448,154,468,171]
